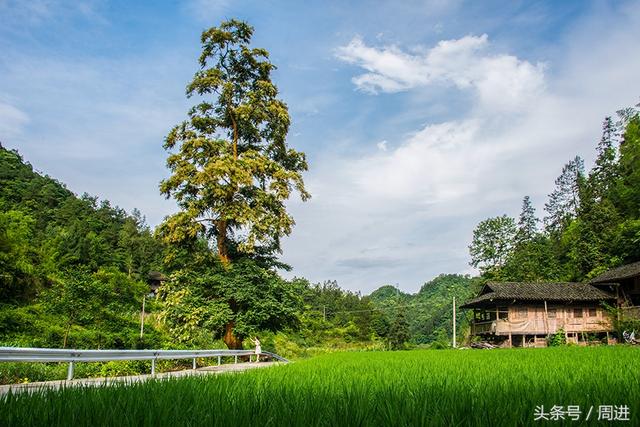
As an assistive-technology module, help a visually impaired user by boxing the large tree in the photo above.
[515,196,538,245]
[159,20,309,265]
[159,20,309,348]
[589,116,618,200]
[543,156,584,235]
[614,111,640,218]
[502,196,560,281]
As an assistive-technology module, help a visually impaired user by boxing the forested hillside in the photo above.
[469,104,640,282]
[0,144,166,350]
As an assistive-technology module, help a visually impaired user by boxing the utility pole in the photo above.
[452,296,457,348]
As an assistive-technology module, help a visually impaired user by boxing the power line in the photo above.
[306,300,457,316]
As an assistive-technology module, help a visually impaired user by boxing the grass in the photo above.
[1,346,639,426]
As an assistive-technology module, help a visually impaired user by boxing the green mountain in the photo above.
[368,274,481,344]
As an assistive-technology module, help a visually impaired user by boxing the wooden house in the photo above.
[147,271,168,295]
[461,282,615,347]
[590,261,640,306]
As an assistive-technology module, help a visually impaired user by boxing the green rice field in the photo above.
[1,346,639,426]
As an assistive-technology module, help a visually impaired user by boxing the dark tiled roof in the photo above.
[148,271,168,281]
[460,282,615,309]
[590,261,640,284]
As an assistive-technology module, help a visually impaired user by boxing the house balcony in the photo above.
[471,317,612,336]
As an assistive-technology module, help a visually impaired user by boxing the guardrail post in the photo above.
[192,358,196,370]
[151,359,156,375]
[234,355,237,364]
[67,361,74,381]
[217,356,221,366]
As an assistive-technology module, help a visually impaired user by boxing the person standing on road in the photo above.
[252,337,261,362]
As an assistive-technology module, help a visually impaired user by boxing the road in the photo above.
[0,361,280,396]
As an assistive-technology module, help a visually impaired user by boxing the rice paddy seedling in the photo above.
[1,346,638,426]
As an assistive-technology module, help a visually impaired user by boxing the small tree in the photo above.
[388,311,410,350]
[547,328,566,347]
[468,215,516,278]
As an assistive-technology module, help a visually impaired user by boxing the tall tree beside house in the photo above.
[543,156,585,235]
[566,118,624,279]
[590,117,618,200]
[515,196,537,245]
[614,111,640,218]
[468,215,516,279]
[158,20,309,349]
[566,182,619,279]
[610,107,640,264]
[503,197,559,281]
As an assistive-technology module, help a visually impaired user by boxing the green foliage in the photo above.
[159,20,309,262]
[615,114,640,217]
[0,145,163,282]
[0,210,40,302]
[547,328,566,347]
[515,195,538,244]
[543,156,584,235]
[468,215,516,278]
[159,258,303,346]
[39,268,150,348]
[502,199,560,281]
[299,279,378,343]
[387,311,410,349]
[412,274,478,344]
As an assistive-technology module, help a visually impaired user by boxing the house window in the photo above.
[517,307,528,318]
[589,308,597,317]
[574,308,583,318]
[498,307,508,320]
[547,308,557,318]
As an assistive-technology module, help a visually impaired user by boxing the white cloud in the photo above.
[0,101,29,139]
[376,140,388,151]
[336,34,546,112]
[0,49,191,226]
[355,120,483,202]
[0,0,105,26]
[281,4,640,293]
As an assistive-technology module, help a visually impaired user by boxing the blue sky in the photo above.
[1,0,639,293]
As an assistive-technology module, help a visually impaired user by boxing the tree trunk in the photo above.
[223,321,243,349]
[63,321,71,349]
[217,219,230,265]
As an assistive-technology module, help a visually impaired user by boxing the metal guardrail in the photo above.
[0,347,289,380]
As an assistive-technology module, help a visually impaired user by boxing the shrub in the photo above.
[547,328,566,346]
